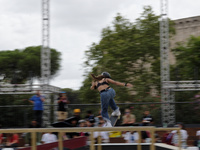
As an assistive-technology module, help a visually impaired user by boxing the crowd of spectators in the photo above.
[48,108,199,149]
[0,107,196,149]
[1,90,200,150]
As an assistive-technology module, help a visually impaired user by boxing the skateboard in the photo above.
[110,116,119,126]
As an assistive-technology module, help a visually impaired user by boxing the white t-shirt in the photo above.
[123,132,139,143]
[41,133,57,144]
[93,131,109,143]
[171,130,188,148]
[196,130,200,136]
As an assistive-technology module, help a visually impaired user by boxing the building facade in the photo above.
[170,16,200,64]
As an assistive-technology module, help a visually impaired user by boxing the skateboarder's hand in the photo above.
[126,83,133,88]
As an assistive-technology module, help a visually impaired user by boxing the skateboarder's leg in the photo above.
[109,98,118,112]
[100,91,111,120]
[100,91,112,127]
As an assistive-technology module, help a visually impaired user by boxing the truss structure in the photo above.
[41,0,51,126]
[41,0,50,85]
[0,0,58,127]
[160,0,175,125]
[163,81,200,91]
[0,84,60,95]
[160,0,200,126]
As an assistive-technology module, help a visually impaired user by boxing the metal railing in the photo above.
[0,127,181,150]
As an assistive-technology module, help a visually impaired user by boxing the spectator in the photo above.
[6,133,19,148]
[171,123,188,149]
[70,118,78,127]
[57,92,70,121]
[122,109,136,126]
[73,109,81,125]
[79,120,87,128]
[123,131,139,143]
[41,132,57,144]
[67,118,79,139]
[85,110,95,120]
[194,130,200,148]
[61,132,68,140]
[141,131,150,143]
[141,111,153,126]
[94,110,102,127]
[29,120,40,128]
[162,130,175,145]
[29,90,45,127]
[93,119,109,143]
[87,119,95,127]
[78,120,89,137]
[0,133,3,145]
[155,133,162,143]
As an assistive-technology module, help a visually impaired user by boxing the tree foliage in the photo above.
[61,88,81,104]
[0,46,61,83]
[171,36,200,80]
[80,6,174,106]
[171,36,200,123]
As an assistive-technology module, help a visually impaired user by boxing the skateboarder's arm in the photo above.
[106,78,133,87]
[90,81,97,90]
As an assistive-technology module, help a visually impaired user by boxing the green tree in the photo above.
[0,46,61,83]
[171,36,200,123]
[80,6,174,105]
[171,36,200,80]
[61,88,81,104]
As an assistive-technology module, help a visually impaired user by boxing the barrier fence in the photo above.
[0,127,181,150]
[0,102,198,128]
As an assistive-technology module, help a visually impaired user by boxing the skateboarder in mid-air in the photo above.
[90,72,133,127]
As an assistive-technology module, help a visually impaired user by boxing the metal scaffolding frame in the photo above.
[160,0,175,125]
[41,0,50,85]
[160,0,200,126]
[41,0,52,126]
[0,84,60,95]
[0,0,199,127]
[0,0,59,127]
[0,0,53,93]
[163,81,200,91]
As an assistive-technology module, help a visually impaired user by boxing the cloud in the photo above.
[0,0,200,90]
[169,0,200,20]
[0,0,40,15]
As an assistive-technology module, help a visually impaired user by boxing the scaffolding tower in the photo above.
[41,0,50,85]
[0,0,60,127]
[160,0,200,126]
[41,0,52,126]
[160,0,175,126]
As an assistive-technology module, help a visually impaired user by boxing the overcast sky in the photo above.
[0,0,199,90]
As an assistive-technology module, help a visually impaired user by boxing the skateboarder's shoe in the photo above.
[111,108,121,116]
[103,120,112,127]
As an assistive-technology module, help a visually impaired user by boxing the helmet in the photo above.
[101,72,111,78]
[74,109,81,113]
